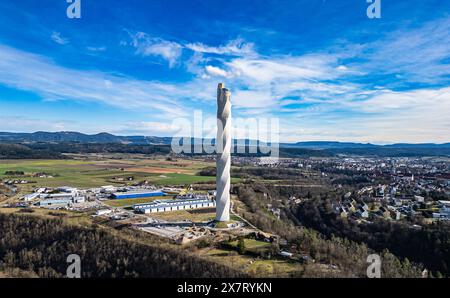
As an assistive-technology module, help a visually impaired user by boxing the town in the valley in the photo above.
[2,154,450,241]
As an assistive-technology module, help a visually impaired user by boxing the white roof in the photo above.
[24,193,39,199]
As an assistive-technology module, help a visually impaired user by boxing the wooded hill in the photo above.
[0,213,244,278]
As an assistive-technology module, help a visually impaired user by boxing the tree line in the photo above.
[0,213,245,278]
[294,197,450,277]
[235,184,424,278]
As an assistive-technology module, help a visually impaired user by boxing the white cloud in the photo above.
[0,116,69,132]
[186,38,255,56]
[176,18,450,143]
[353,87,450,113]
[131,32,183,67]
[195,53,352,113]
[3,18,450,143]
[86,46,106,52]
[183,39,351,112]
[227,54,339,83]
[120,121,182,136]
[205,65,231,78]
[232,89,277,109]
[348,17,450,84]
[51,31,69,45]
[280,86,450,144]
[0,44,198,118]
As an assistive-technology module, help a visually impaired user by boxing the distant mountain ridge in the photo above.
[280,141,378,149]
[0,131,449,149]
[0,131,169,145]
[281,141,450,149]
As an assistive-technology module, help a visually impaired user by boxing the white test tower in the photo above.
[215,83,231,222]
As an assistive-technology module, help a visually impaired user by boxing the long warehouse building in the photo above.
[112,190,166,199]
[133,197,215,214]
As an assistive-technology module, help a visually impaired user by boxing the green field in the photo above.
[228,238,272,251]
[201,247,299,277]
[148,173,241,185]
[0,158,229,188]
[0,160,117,187]
[148,173,216,185]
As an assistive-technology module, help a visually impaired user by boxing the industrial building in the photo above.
[22,193,40,202]
[73,196,86,203]
[176,193,209,200]
[133,197,215,214]
[34,193,86,208]
[40,193,74,200]
[57,186,77,193]
[112,190,166,199]
[96,209,112,216]
[101,185,117,193]
[37,198,72,207]
[433,200,450,220]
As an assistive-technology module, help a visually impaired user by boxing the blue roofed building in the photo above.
[112,190,166,199]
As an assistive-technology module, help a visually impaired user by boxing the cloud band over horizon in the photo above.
[0,1,449,144]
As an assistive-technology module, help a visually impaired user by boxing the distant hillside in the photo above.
[327,147,450,157]
[280,141,378,149]
[0,131,449,157]
[0,131,148,144]
[282,141,450,150]
[0,143,67,159]
[280,141,450,156]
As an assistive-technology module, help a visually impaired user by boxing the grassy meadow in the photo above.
[0,157,220,188]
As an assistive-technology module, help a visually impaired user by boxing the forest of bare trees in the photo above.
[236,184,424,278]
[0,214,245,278]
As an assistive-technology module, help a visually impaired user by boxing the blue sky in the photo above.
[0,0,449,143]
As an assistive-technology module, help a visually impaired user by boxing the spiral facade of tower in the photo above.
[216,83,231,222]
